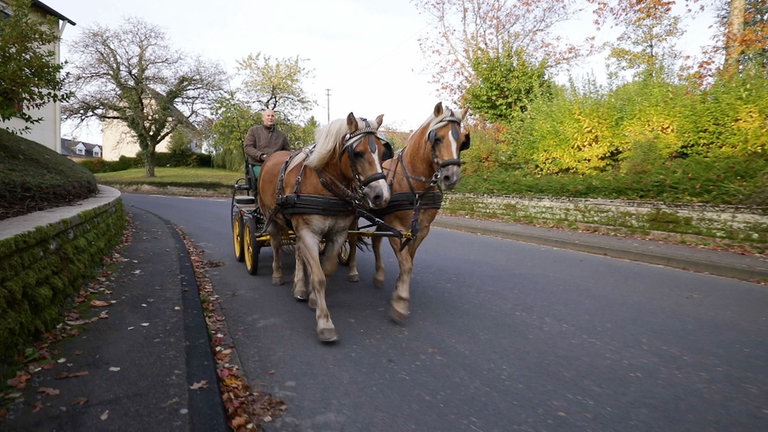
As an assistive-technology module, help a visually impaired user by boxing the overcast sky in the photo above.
[43,0,716,144]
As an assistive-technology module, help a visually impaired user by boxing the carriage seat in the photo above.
[234,194,256,206]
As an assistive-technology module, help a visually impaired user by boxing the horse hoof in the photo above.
[294,293,308,302]
[272,277,283,286]
[308,297,317,309]
[347,274,359,283]
[390,307,409,324]
[373,277,385,289]
[317,328,338,343]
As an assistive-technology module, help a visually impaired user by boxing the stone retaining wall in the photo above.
[442,193,768,246]
[0,186,126,372]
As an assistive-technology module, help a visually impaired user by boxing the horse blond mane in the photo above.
[306,118,348,169]
[307,116,382,169]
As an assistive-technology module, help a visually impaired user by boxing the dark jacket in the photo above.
[243,125,291,165]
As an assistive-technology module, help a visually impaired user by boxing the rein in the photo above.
[267,121,388,225]
[377,152,443,250]
[374,112,464,249]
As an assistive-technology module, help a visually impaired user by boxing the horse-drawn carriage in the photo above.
[229,103,470,342]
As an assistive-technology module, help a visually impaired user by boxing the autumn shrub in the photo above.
[456,154,768,206]
[613,80,688,161]
[679,71,768,157]
[507,84,623,175]
[460,124,511,171]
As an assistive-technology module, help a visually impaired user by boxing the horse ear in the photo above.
[346,112,358,132]
[433,102,443,117]
[458,107,469,120]
[375,114,384,129]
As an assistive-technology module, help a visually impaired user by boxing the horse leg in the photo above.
[389,243,415,324]
[292,242,309,301]
[296,230,337,342]
[268,225,284,286]
[346,233,360,282]
[389,226,430,323]
[321,231,346,278]
[372,235,385,288]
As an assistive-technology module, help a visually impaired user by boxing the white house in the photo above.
[0,1,75,154]
[101,118,174,161]
[101,89,202,161]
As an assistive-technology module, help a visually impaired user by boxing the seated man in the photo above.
[243,109,292,193]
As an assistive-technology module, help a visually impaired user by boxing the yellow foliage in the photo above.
[732,105,767,155]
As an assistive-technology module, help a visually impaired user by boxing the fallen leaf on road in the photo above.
[109,367,120,372]
[90,300,113,308]
[72,397,88,406]
[32,401,44,413]
[54,371,89,379]
[7,371,31,388]
[231,415,248,428]
[189,380,208,390]
[100,410,109,420]
[38,387,60,396]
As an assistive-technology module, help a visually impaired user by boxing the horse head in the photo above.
[307,113,392,209]
[341,113,392,208]
[425,102,470,190]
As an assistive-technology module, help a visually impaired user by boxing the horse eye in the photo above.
[352,150,366,159]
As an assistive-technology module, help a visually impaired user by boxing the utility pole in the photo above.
[325,88,331,124]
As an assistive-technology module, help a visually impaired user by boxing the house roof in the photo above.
[61,138,101,157]
[32,1,76,26]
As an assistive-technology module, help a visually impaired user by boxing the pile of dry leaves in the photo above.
[179,229,287,431]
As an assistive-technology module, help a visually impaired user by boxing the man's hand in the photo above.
[259,154,266,162]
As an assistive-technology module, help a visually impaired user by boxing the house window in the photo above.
[75,143,86,155]
[93,146,102,158]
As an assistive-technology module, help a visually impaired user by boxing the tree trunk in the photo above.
[724,0,746,76]
[144,149,156,177]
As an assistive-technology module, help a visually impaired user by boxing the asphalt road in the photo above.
[123,194,768,432]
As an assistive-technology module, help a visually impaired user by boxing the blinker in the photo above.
[460,131,470,151]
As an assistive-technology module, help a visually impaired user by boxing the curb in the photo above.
[433,215,768,283]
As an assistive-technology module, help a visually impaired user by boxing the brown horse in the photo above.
[258,113,392,342]
[347,102,470,322]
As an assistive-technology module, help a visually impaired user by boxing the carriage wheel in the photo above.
[232,208,245,262]
[337,238,351,266]
[244,221,260,275]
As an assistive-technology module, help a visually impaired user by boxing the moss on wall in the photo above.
[0,199,126,375]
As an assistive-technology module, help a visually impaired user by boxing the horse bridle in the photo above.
[425,111,470,185]
[342,118,393,189]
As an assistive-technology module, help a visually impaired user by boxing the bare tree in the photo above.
[413,0,583,103]
[64,17,225,176]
